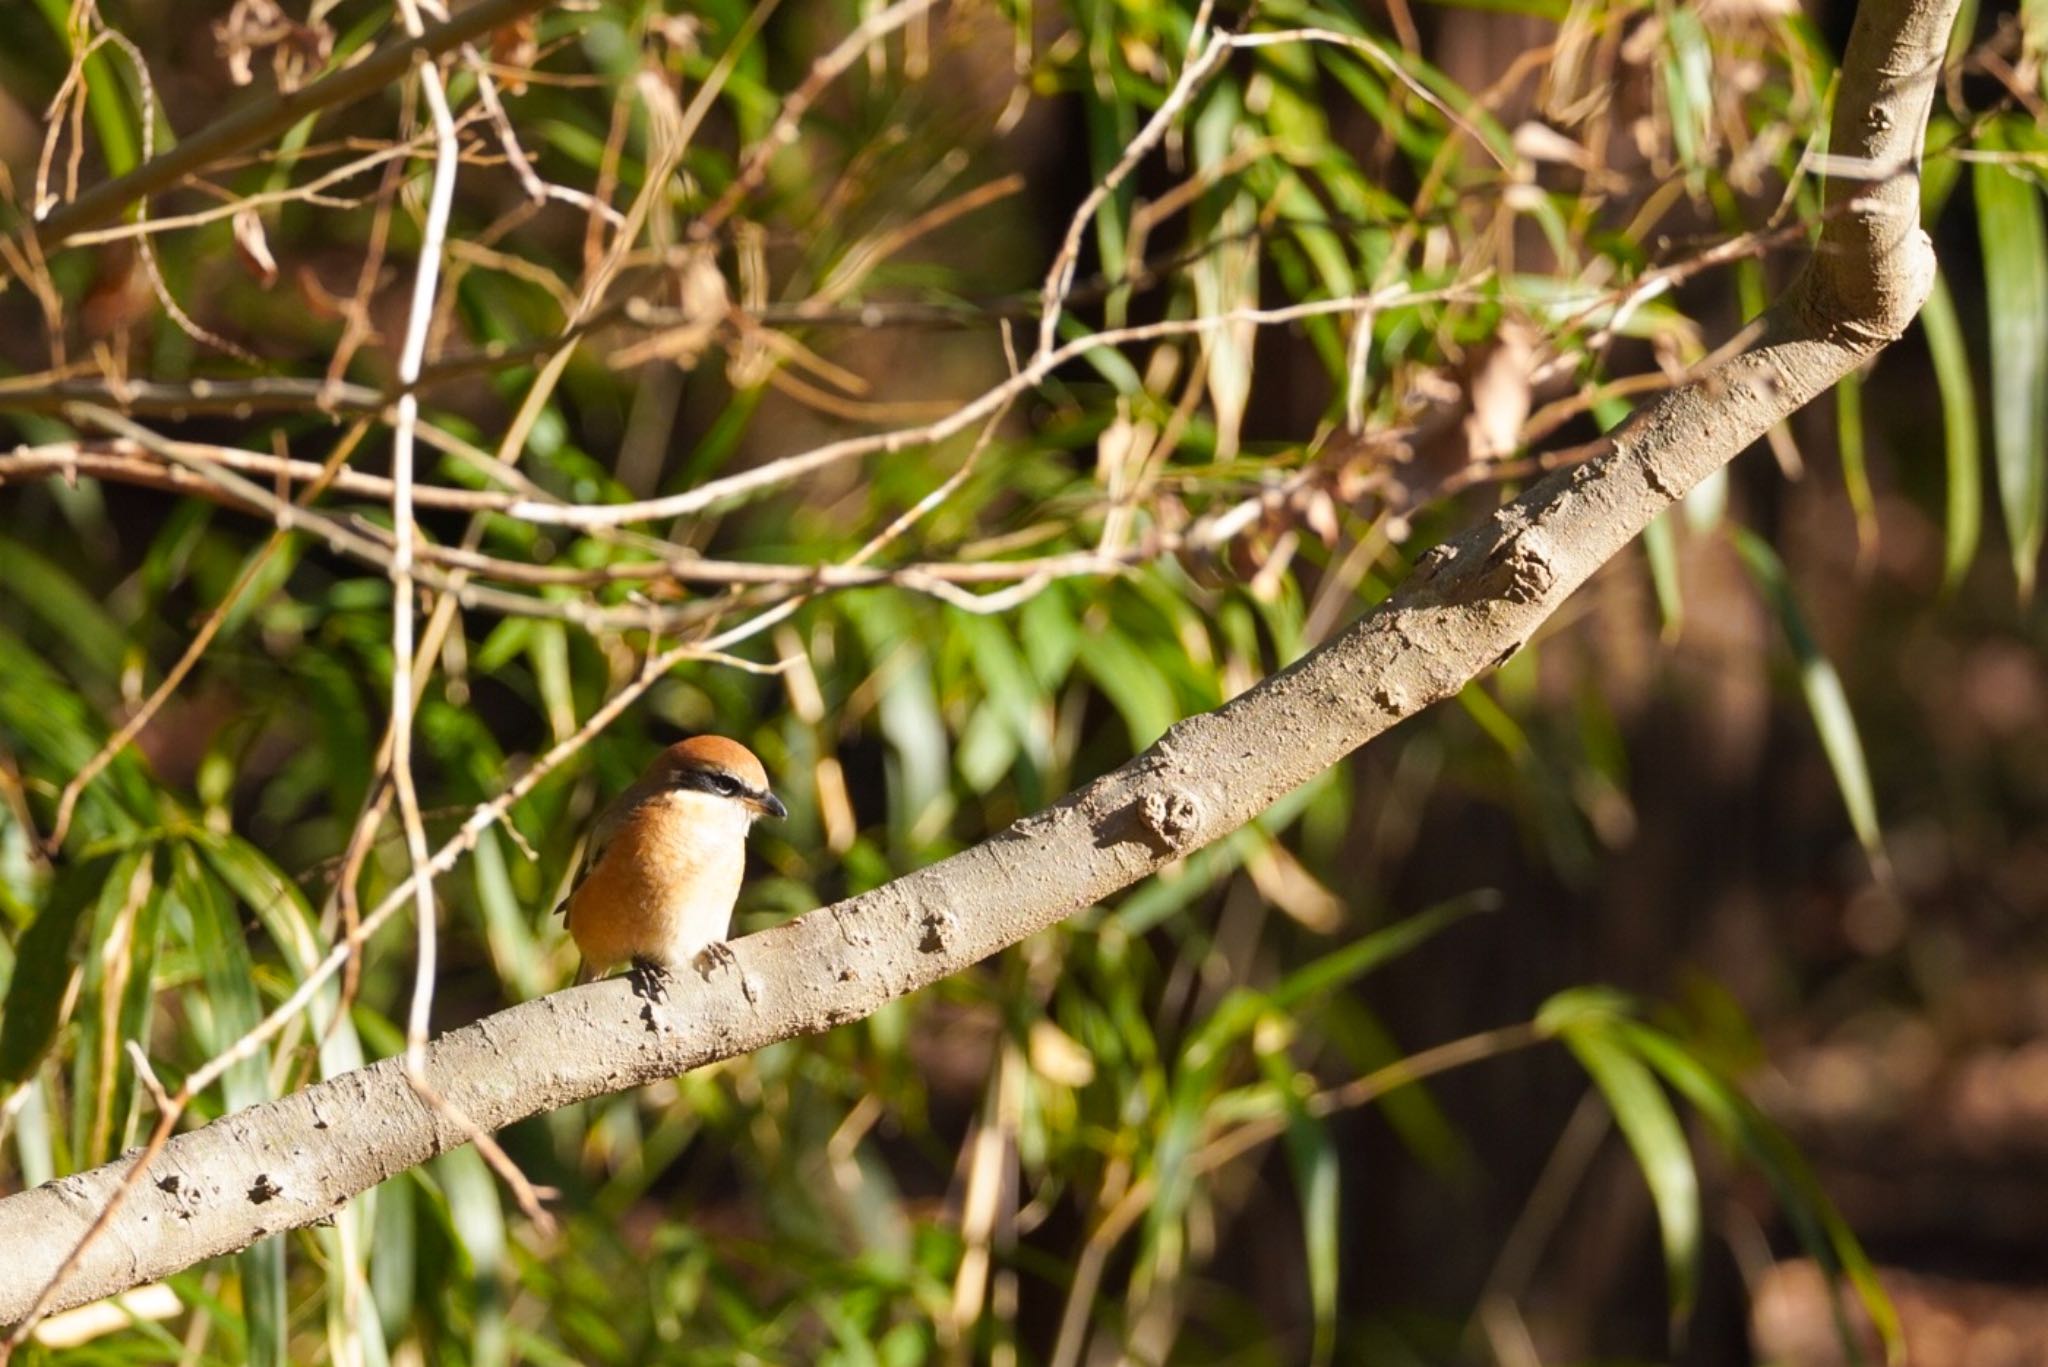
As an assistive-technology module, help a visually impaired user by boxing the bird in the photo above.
[559,736,786,992]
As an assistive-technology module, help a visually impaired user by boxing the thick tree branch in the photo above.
[0,0,1957,1325]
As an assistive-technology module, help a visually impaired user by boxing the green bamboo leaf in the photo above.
[1181,891,1489,1070]
[846,597,954,842]
[1267,1056,1339,1365]
[371,1175,418,1342]
[529,621,576,741]
[474,826,547,1001]
[1079,626,1179,748]
[13,1076,54,1189]
[1920,269,1983,592]
[1836,370,1876,566]
[0,853,117,1084]
[1732,532,1884,863]
[1455,683,1528,762]
[438,1146,511,1367]
[0,535,129,681]
[1317,995,1475,1182]
[33,0,139,174]
[1663,7,1715,176]
[171,844,284,1367]
[1269,890,1498,1011]
[1973,149,2048,601]
[1548,999,1701,1320]
[1623,1022,1902,1365]
[198,833,366,1076]
[72,848,161,1163]
[1642,513,1683,635]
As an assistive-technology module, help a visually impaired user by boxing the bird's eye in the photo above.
[711,773,740,796]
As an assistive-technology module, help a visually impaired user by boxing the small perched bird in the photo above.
[560,736,786,987]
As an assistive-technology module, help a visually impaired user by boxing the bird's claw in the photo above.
[628,958,673,1004]
[693,940,739,979]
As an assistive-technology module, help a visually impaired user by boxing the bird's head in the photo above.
[646,736,787,821]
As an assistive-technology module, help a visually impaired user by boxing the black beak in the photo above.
[754,790,788,820]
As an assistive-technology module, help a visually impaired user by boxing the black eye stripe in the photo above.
[675,768,749,798]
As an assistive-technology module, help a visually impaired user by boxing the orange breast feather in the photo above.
[565,794,746,972]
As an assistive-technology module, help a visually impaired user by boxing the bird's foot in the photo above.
[692,940,739,980]
[694,940,758,1005]
[627,957,673,1004]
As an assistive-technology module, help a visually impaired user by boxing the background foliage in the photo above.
[0,0,2041,1361]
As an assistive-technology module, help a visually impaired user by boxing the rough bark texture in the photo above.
[0,0,1957,1324]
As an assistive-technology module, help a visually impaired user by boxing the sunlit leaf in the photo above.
[1920,269,1983,593]
[1973,146,2048,601]
[1542,989,1701,1320]
[1732,531,1884,865]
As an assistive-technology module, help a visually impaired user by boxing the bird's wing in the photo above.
[553,787,642,918]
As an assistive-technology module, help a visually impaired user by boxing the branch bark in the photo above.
[0,0,1957,1325]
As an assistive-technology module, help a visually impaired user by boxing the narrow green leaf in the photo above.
[1318,996,1475,1182]
[199,833,366,1077]
[1836,370,1876,567]
[371,1175,418,1342]
[438,1146,510,1367]
[1455,684,1528,762]
[33,0,139,175]
[1663,8,1715,176]
[1557,1016,1700,1319]
[1078,626,1179,748]
[1623,1023,1903,1365]
[172,844,285,1367]
[13,1076,54,1188]
[1973,151,2048,601]
[0,535,130,680]
[1919,270,1982,592]
[1268,1057,1339,1365]
[846,598,954,842]
[1183,892,1491,1071]
[74,849,161,1162]
[0,854,116,1084]
[474,826,547,1001]
[1642,513,1683,636]
[1269,890,1498,1011]
[529,621,576,741]
[1732,532,1884,863]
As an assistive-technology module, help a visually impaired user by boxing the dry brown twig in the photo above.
[16,0,556,261]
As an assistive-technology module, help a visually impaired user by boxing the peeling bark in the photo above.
[0,0,1960,1325]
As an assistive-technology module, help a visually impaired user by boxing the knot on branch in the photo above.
[1137,789,1201,852]
[917,904,959,953]
[1411,542,1459,583]
[1483,536,1557,605]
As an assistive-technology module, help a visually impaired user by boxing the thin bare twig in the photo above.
[19,0,554,258]
[688,0,944,243]
[500,282,1479,529]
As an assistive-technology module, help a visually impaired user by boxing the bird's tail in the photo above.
[573,958,599,986]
